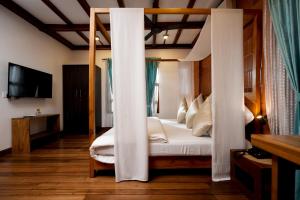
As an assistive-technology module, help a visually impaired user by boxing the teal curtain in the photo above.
[146,58,158,116]
[107,58,113,91]
[269,0,300,199]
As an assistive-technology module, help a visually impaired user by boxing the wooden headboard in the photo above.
[195,14,263,116]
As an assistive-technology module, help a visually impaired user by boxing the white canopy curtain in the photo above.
[211,9,245,181]
[110,8,148,182]
[178,61,194,105]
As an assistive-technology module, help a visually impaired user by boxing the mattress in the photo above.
[90,119,212,164]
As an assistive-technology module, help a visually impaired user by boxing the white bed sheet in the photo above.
[90,119,212,164]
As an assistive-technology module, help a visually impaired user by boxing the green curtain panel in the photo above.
[146,58,158,116]
[107,58,113,91]
[268,0,300,199]
[106,58,158,116]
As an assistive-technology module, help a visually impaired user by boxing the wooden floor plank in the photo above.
[0,135,249,199]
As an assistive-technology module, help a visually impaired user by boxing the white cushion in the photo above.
[176,97,188,123]
[192,95,212,136]
[244,106,254,125]
[185,98,199,129]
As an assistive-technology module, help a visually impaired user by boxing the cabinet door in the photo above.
[63,66,84,133]
[63,65,101,134]
[77,66,89,133]
[63,66,76,133]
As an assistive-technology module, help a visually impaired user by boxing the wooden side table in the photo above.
[230,149,272,200]
[251,134,300,200]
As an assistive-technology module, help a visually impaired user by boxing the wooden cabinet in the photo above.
[63,65,101,134]
[230,149,271,200]
[12,114,60,153]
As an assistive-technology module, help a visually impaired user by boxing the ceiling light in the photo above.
[163,31,169,40]
[95,36,100,41]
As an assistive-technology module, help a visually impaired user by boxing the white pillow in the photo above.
[196,94,204,107]
[185,98,199,129]
[244,106,254,125]
[177,97,188,123]
[192,95,212,136]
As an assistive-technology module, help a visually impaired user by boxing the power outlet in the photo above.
[1,91,7,98]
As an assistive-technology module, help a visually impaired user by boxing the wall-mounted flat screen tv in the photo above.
[7,63,52,98]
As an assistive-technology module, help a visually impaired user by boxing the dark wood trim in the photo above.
[93,156,211,173]
[41,0,89,44]
[0,147,12,156]
[0,0,74,49]
[74,43,193,50]
[77,0,90,17]
[173,0,196,44]
[47,21,205,32]
[117,0,125,8]
[41,0,72,24]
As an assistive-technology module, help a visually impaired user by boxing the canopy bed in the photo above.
[88,7,262,182]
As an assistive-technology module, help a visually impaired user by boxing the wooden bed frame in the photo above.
[88,8,262,178]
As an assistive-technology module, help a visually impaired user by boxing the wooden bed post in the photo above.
[89,8,96,178]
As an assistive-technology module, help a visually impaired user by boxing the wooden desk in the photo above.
[251,134,300,200]
[12,114,60,153]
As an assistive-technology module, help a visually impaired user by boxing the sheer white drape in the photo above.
[110,8,148,182]
[211,9,245,181]
[263,0,295,135]
[178,61,194,104]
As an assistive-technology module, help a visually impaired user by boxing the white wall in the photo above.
[68,49,189,125]
[0,6,72,151]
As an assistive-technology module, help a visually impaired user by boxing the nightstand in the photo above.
[230,149,272,200]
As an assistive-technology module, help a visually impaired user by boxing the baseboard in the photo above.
[0,147,12,156]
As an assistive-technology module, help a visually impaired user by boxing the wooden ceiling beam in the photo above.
[41,0,89,43]
[173,0,196,44]
[77,0,90,16]
[73,44,193,50]
[191,32,200,47]
[47,21,205,31]
[77,2,110,44]
[152,0,159,45]
[117,0,125,8]
[95,16,111,44]
[0,0,75,49]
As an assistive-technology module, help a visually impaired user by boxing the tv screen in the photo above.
[7,63,52,98]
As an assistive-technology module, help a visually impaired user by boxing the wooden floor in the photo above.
[0,135,249,200]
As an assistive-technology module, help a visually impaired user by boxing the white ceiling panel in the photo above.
[58,32,87,45]
[124,0,152,8]
[50,0,90,24]
[177,29,200,44]
[87,0,119,8]
[13,0,65,24]
[96,14,110,23]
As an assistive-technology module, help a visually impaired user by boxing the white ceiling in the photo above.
[11,0,222,47]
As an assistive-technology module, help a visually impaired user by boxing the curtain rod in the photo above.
[92,8,261,16]
[102,58,179,62]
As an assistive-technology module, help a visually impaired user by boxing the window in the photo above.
[151,69,159,116]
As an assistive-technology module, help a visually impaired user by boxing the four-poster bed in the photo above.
[88,7,262,179]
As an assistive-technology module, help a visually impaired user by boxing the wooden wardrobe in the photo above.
[63,65,101,134]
